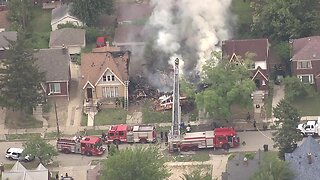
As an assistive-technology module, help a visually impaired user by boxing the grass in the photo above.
[81,114,88,126]
[5,111,43,129]
[94,108,127,126]
[6,133,41,141]
[291,93,320,116]
[230,103,253,120]
[142,101,171,123]
[80,129,105,136]
[81,43,96,53]
[27,8,51,49]
[170,153,210,162]
[44,132,60,139]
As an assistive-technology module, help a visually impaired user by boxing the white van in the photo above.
[5,148,34,162]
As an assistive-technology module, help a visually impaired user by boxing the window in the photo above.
[109,133,114,137]
[102,86,119,98]
[102,75,106,81]
[297,61,312,69]
[119,131,124,136]
[49,83,61,93]
[107,76,111,81]
[297,75,314,84]
[111,75,115,81]
[262,80,266,86]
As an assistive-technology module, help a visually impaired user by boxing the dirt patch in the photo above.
[5,110,43,129]
[45,98,69,127]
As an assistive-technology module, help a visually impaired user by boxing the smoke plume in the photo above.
[147,0,233,76]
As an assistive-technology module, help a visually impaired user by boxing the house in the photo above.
[117,2,153,24]
[222,151,262,180]
[49,28,86,55]
[113,2,152,49]
[51,3,84,31]
[34,48,71,99]
[0,10,10,32]
[285,136,320,180]
[222,39,270,92]
[290,36,320,91]
[0,31,17,59]
[80,50,130,112]
[2,161,50,180]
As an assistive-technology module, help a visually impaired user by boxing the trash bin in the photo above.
[263,144,268,152]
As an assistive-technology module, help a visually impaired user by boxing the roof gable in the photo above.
[34,48,70,82]
[285,136,320,180]
[292,36,320,61]
[49,28,86,47]
[51,3,81,25]
[80,51,130,88]
[251,67,268,81]
[117,2,153,22]
[0,31,17,49]
[222,39,269,62]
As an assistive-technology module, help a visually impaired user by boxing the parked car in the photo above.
[5,148,35,162]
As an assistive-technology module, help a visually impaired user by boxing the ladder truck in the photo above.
[168,58,240,152]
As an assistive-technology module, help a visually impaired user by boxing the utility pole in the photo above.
[49,92,60,138]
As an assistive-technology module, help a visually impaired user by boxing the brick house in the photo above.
[35,48,71,99]
[80,48,130,113]
[290,36,320,91]
[222,39,270,93]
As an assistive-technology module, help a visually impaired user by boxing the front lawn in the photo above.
[291,93,320,116]
[142,101,171,123]
[94,108,127,126]
[6,133,41,141]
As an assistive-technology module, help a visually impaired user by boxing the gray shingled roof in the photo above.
[223,151,262,180]
[51,3,79,25]
[0,31,17,48]
[49,28,85,47]
[285,136,320,180]
[34,48,70,81]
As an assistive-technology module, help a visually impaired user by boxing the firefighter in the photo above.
[186,124,191,133]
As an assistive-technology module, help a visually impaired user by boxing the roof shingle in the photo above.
[222,39,269,62]
[291,36,320,61]
[80,51,130,88]
[0,31,17,49]
[49,28,85,47]
[34,48,70,82]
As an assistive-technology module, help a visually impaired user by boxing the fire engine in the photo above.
[106,124,157,144]
[169,127,240,152]
[56,136,105,156]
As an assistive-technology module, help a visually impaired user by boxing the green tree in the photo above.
[23,136,58,165]
[252,0,320,41]
[8,0,34,30]
[101,146,170,180]
[272,99,302,159]
[195,53,256,120]
[181,166,212,180]
[71,0,115,27]
[0,33,44,113]
[283,77,310,101]
[251,153,293,180]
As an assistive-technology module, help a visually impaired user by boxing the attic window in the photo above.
[103,75,107,81]
[103,75,115,82]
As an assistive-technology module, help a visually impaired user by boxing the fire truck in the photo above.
[56,136,105,156]
[169,127,240,152]
[106,124,157,144]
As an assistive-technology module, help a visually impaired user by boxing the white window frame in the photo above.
[297,61,312,69]
[49,83,61,93]
[102,86,119,98]
[297,74,314,84]
[262,80,266,86]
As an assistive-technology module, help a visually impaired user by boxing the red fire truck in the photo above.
[169,127,240,152]
[56,136,105,156]
[106,124,157,144]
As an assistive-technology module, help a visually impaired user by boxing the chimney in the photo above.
[307,153,312,164]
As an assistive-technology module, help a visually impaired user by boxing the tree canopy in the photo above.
[272,99,302,159]
[283,77,312,101]
[71,0,115,27]
[252,0,320,42]
[181,166,212,180]
[0,34,44,113]
[101,146,170,180]
[23,136,58,165]
[8,0,34,30]
[250,152,293,180]
[195,53,255,120]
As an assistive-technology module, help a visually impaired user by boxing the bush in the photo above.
[283,77,309,101]
[42,102,51,113]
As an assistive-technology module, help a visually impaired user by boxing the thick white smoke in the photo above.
[148,0,233,73]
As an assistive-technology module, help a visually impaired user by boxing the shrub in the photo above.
[283,77,309,101]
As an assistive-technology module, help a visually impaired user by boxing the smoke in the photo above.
[147,0,233,76]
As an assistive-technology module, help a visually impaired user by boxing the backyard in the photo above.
[231,0,254,39]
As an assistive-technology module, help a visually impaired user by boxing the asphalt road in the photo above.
[0,131,277,166]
